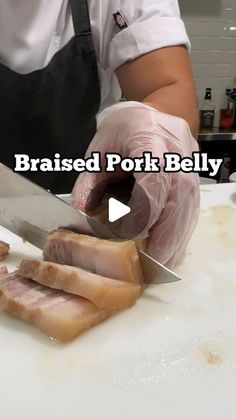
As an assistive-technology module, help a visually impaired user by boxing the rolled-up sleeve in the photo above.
[108,0,190,70]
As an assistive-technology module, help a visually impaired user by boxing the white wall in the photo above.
[179,0,236,127]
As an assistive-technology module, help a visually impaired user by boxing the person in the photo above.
[0,0,200,266]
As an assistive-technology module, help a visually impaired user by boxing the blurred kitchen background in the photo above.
[179,0,236,182]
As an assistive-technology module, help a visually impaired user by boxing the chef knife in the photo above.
[0,164,181,284]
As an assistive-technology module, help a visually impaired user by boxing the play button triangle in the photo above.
[108,198,131,223]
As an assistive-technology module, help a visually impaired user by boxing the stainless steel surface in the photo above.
[138,250,181,284]
[0,164,181,284]
[0,164,118,247]
[199,132,236,141]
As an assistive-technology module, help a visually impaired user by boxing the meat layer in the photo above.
[0,266,8,276]
[0,241,9,261]
[43,230,143,284]
[19,259,141,309]
[0,271,112,342]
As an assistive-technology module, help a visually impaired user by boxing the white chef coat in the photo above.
[0,0,190,112]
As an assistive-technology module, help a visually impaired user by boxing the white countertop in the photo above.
[0,183,236,419]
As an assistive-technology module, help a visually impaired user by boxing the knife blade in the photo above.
[0,164,181,284]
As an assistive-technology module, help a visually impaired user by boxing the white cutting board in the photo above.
[0,184,236,419]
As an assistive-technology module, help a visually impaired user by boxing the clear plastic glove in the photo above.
[71,101,200,268]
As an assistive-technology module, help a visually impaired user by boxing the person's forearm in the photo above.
[116,46,200,140]
[143,82,199,140]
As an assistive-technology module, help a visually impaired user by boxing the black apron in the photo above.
[0,0,100,194]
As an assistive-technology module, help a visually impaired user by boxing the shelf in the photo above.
[199,132,236,141]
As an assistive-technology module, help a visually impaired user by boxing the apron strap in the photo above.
[69,0,92,36]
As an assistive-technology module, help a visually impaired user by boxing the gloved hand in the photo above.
[71,101,200,268]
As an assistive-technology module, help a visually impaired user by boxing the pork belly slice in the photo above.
[19,259,142,310]
[0,241,9,261]
[0,266,8,276]
[43,229,143,284]
[0,272,112,342]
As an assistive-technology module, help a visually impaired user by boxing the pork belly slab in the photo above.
[0,241,9,261]
[0,272,112,342]
[19,259,141,310]
[43,230,143,284]
[0,266,8,276]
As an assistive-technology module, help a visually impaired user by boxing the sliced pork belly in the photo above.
[43,230,143,284]
[0,271,112,342]
[19,259,141,309]
[0,241,9,261]
[0,266,8,276]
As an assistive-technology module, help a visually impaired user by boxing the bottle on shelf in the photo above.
[200,88,215,131]
[219,88,234,131]
[231,87,236,130]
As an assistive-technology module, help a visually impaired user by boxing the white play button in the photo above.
[108,198,131,223]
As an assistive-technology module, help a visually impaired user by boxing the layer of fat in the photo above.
[0,273,112,342]
[43,230,144,284]
[19,259,142,310]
